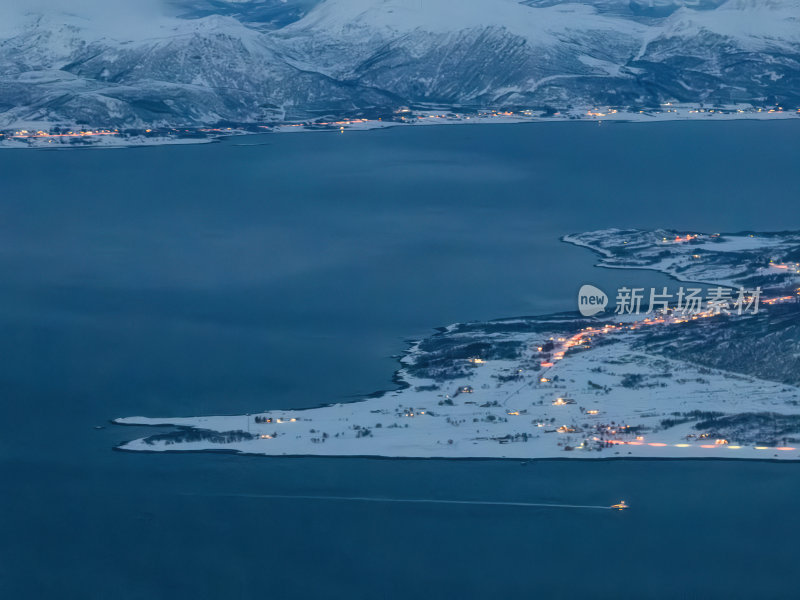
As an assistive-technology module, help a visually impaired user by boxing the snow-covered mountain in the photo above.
[0,0,797,128]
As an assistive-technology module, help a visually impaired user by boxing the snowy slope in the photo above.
[0,0,798,128]
[276,0,648,105]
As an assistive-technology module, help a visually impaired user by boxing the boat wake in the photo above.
[189,493,615,510]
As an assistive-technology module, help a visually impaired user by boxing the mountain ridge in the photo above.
[1,0,797,128]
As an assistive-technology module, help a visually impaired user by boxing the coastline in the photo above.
[113,228,800,462]
[3,104,798,149]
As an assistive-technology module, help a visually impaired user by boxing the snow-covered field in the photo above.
[0,134,216,149]
[116,334,800,460]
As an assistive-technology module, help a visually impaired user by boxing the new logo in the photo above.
[578,284,608,317]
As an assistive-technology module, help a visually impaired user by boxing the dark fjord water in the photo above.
[1,121,799,599]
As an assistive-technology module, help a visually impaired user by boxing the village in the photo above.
[3,102,799,148]
[115,229,800,460]
[116,228,800,460]
[115,306,800,460]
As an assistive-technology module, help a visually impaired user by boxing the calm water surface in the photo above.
[1,121,799,599]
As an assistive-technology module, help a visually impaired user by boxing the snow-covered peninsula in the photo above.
[116,229,800,460]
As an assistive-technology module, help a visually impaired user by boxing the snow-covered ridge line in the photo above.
[1,0,799,130]
[114,229,800,461]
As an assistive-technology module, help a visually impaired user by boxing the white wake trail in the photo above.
[194,493,612,510]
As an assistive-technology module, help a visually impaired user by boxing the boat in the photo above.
[611,500,629,510]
